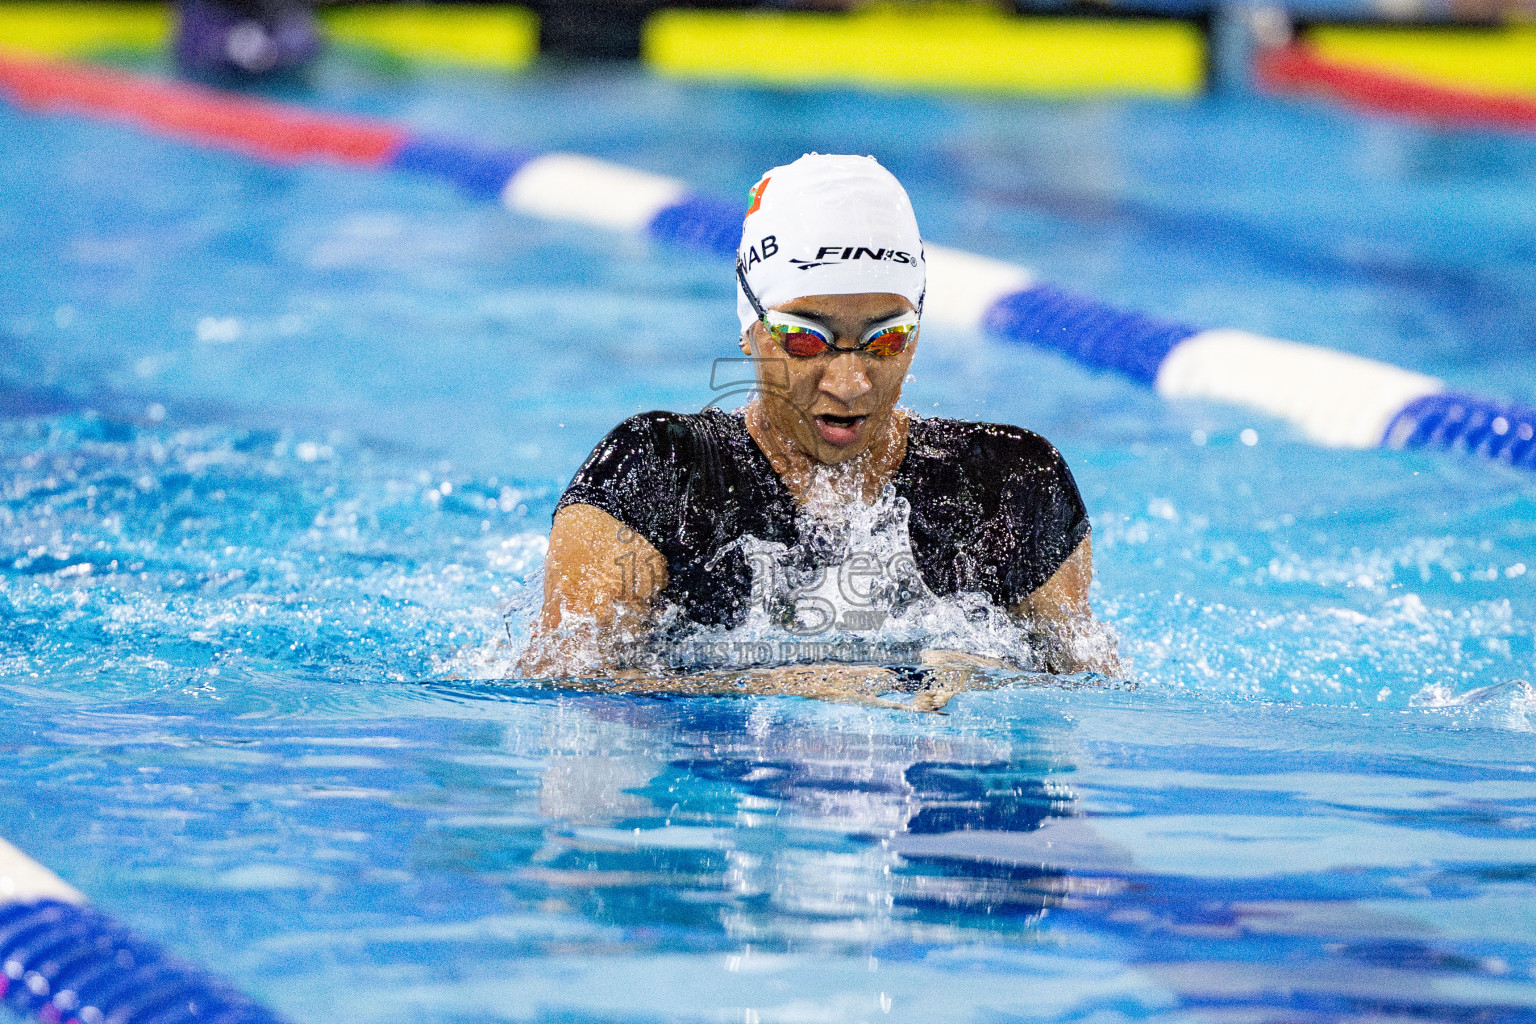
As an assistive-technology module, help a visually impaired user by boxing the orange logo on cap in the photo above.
[745,177,770,219]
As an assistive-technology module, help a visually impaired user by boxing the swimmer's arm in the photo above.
[515,503,668,677]
[1013,534,1120,676]
[521,508,906,700]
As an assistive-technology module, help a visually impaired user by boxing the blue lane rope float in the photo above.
[0,51,1521,470]
[1384,393,1536,467]
[0,838,290,1024]
[389,134,537,200]
[980,286,1201,386]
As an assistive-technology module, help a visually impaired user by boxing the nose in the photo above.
[818,352,872,407]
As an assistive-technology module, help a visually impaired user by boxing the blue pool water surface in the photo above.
[3,57,1536,1023]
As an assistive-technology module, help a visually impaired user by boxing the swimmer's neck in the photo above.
[743,399,909,506]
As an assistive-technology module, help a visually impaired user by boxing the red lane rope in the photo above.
[0,51,404,164]
[1256,42,1536,132]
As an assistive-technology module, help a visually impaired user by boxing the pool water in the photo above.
[3,56,1536,1023]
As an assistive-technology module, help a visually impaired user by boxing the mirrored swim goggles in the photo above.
[737,258,922,358]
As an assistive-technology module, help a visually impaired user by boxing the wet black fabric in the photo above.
[556,409,1090,627]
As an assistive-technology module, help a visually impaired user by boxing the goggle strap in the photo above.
[736,259,767,322]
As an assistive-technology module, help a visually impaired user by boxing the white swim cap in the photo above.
[736,154,925,333]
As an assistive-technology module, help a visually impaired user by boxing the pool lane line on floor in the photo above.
[2,49,1533,470]
[0,837,292,1024]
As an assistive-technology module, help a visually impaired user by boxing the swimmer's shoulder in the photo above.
[905,414,1071,476]
[563,408,749,522]
[904,416,1088,547]
[604,407,747,453]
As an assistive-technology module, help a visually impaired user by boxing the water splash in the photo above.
[482,475,1120,703]
[1408,678,1536,732]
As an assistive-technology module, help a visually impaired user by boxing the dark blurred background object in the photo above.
[532,0,654,58]
[533,0,750,61]
[174,0,322,78]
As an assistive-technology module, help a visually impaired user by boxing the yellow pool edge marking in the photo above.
[0,2,538,71]
[1308,24,1536,98]
[0,2,1199,90]
[322,4,537,71]
[0,2,168,57]
[643,8,1205,97]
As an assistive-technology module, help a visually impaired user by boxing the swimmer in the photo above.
[518,154,1118,696]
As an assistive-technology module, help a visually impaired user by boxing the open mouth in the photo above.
[814,413,867,446]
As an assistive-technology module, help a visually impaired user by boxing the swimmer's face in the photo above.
[740,292,918,465]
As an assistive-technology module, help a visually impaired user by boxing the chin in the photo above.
[810,438,870,464]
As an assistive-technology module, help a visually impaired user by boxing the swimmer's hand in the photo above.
[912,650,1011,711]
[920,649,1007,672]
[728,663,907,708]
[559,662,917,711]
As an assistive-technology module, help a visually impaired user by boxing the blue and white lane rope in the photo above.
[0,839,288,1024]
[391,143,1536,467]
[3,50,1529,470]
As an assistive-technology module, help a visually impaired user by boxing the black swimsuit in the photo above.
[555,409,1090,630]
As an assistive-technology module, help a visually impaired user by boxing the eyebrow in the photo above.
[779,306,910,331]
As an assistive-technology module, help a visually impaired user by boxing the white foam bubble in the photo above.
[1408,679,1536,732]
